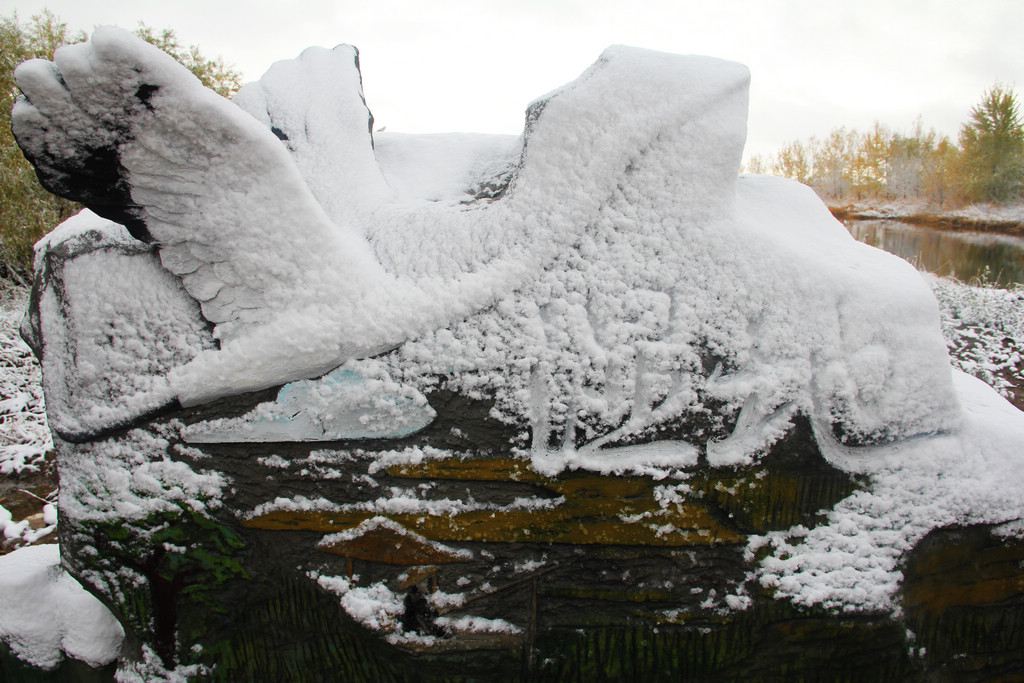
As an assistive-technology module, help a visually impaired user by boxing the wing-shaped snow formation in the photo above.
[232,44,393,222]
[12,28,450,404]
[12,30,751,409]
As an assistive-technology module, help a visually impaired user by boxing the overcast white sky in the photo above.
[7,0,1024,161]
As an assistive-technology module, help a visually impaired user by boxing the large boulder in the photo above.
[8,26,1024,681]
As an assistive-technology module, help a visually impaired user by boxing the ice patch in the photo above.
[184,359,435,443]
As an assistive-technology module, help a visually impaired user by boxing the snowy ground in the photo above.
[831,198,1024,229]
[929,273,1024,407]
[0,281,50,475]
[0,280,57,553]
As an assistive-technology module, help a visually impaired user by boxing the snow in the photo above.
[927,274,1024,402]
[1,503,56,546]
[315,569,518,644]
[5,28,1024,644]
[13,30,962,467]
[233,44,392,223]
[15,28,428,406]
[530,441,699,478]
[364,445,455,473]
[434,615,521,634]
[249,495,342,517]
[836,198,1024,226]
[29,212,214,440]
[0,281,50,473]
[211,39,1024,616]
[58,427,225,525]
[373,132,521,206]
[749,370,1024,612]
[247,477,561,520]
[386,174,957,471]
[113,646,206,683]
[0,544,123,670]
[317,516,473,560]
[13,32,748,416]
[315,573,405,636]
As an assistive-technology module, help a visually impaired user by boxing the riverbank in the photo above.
[829,200,1024,236]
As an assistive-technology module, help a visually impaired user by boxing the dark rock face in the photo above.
[39,381,1024,681]
[46,387,840,679]
[901,525,1024,681]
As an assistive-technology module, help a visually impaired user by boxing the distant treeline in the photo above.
[745,85,1024,208]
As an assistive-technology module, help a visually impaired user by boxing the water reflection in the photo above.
[845,219,1024,287]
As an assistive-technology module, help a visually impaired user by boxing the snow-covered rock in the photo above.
[9,26,1024,680]
[13,28,959,461]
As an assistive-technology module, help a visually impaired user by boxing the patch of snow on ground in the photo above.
[0,281,50,474]
[927,274,1024,403]
[1,503,57,546]
[0,544,123,670]
[950,201,1024,224]
[831,198,1024,225]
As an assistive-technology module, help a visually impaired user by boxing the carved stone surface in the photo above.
[7,26,1024,681]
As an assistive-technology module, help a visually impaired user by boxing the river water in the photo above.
[845,219,1024,288]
